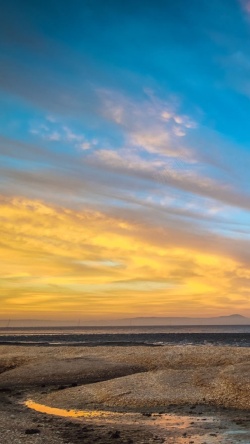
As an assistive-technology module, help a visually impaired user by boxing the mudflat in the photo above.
[1,345,250,443]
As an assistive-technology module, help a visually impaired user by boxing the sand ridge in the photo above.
[1,345,250,410]
[37,362,250,411]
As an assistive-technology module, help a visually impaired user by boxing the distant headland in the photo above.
[0,314,250,328]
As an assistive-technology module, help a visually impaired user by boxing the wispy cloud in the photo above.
[29,119,96,150]
[2,131,250,221]
[1,195,250,320]
[89,147,250,212]
[99,88,197,159]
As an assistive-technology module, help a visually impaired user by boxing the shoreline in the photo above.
[2,389,250,444]
[1,344,250,443]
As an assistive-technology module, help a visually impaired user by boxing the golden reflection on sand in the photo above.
[25,400,250,443]
[24,400,214,428]
[25,400,116,419]
[25,400,202,427]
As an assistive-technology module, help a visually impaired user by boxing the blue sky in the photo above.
[2,0,250,321]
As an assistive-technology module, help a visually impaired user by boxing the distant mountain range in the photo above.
[117,314,250,326]
[1,314,250,327]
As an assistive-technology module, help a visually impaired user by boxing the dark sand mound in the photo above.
[0,355,144,388]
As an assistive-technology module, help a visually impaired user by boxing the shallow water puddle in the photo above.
[24,400,250,443]
[24,400,215,426]
[25,400,115,419]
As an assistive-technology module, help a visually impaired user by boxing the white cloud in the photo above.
[29,120,96,151]
[46,115,57,123]
[173,126,186,137]
[30,129,39,135]
[98,88,197,160]
[78,142,91,150]
[47,131,61,141]
[63,126,83,142]
[161,111,173,121]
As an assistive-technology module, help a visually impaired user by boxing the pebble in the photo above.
[24,429,41,435]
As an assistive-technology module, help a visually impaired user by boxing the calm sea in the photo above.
[1,325,250,347]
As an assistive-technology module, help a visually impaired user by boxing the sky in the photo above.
[1,0,250,323]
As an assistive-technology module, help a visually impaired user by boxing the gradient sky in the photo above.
[1,0,250,322]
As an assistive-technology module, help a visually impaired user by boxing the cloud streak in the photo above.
[1,195,250,320]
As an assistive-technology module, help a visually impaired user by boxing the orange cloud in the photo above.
[1,195,250,322]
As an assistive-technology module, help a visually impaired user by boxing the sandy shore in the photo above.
[1,345,250,443]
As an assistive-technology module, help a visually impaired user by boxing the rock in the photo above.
[25,428,41,434]
[110,430,120,438]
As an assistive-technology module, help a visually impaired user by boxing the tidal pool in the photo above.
[25,400,250,443]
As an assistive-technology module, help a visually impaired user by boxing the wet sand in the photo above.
[1,345,250,443]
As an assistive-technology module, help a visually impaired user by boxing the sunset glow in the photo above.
[1,1,250,322]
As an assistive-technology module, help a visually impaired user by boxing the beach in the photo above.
[1,344,250,443]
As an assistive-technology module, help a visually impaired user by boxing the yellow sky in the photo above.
[1,195,249,322]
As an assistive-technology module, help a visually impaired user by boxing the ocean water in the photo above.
[1,325,250,347]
